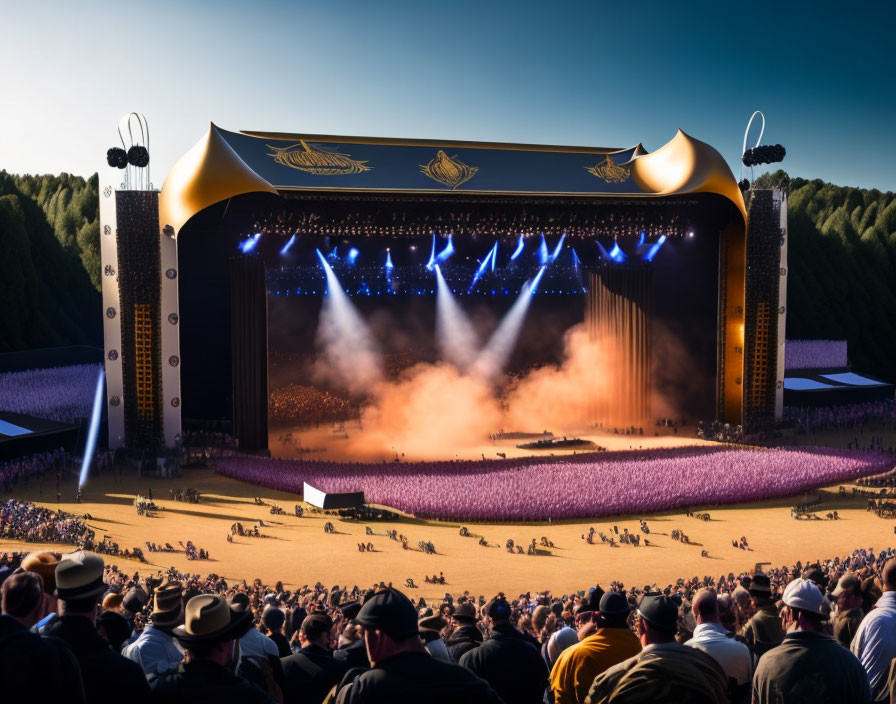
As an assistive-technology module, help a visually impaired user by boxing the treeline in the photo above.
[0,172,101,351]
[753,170,896,381]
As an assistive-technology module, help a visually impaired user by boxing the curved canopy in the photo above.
[160,124,745,236]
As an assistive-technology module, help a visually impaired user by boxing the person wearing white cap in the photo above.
[752,578,871,704]
[851,557,896,702]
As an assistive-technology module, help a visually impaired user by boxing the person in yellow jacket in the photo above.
[550,592,641,704]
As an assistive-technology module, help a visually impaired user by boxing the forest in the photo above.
[1,169,895,384]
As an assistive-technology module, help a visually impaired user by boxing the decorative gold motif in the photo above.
[585,155,630,183]
[419,150,478,189]
[267,140,371,175]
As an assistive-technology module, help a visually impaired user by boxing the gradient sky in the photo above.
[1,0,893,190]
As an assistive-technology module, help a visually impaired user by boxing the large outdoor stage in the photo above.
[98,124,788,460]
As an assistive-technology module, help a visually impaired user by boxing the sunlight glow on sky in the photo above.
[0,0,893,190]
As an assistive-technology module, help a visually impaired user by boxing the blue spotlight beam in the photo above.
[385,250,394,269]
[279,234,296,256]
[239,232,262,253]
[538,234,549,265]
[79,368,105,487]
[644,234,667,262]
[469,242,498,291]
[347,247,360,264]
[550,234,566,262]
[436,234,455,264]
[609,241,627,263]
[490,241,497,271]
[510,234,525,261]
[426,234,437,270]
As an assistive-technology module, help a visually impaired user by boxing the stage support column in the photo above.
[743,190,785,430]
[98,176,124,448]
[229,255,269,452]
[774,189,788,421]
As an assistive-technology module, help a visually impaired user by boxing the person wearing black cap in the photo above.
[44,551,152,704]
[281,612,348,704]
[444,600,483,662]
[549,592,641,704]
[0,570,87,703]
[741,573,785,657]
[334,587,502,703]
[151,593,276,703]
[459,594,548,704]
[586,594,728,704]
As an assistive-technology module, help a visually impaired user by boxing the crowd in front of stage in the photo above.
[0,543,894,703]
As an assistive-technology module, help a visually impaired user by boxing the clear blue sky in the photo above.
[1,0,893,190]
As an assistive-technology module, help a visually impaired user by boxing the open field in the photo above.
[3,462,895,601]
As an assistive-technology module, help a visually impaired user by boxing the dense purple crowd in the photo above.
[216,446,894,521]
[0,364,102,423]
[784,400,896,436]
[0,448,65,492]
[784,340,848,370]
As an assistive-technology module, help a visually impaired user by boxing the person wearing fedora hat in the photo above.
[549,592,641,704]
[587,595,728,704]
[832,571,865,648]
[122,580,185,675]
[418,611,450,661]
[334,587,502,704]
[460,594,548,704]
[21,550,59,620]
[44,551,152,704]
[444,599,483,662]
[741,573,785,657]
[0,571,88,703]
[753,578,871,704]
[151,593,276,703]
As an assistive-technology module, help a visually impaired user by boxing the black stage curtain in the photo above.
[229,256,269,452]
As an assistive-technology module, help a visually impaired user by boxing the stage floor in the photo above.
[269,423,709,462]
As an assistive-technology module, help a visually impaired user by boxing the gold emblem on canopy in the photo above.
[420,150,478,189]
[585,155,630,183]
[267,140,371,175]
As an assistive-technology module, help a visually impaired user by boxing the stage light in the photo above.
[426,234,437,270]
[538,234,549,265]
[644,234,667,262]
[436,234,455,264]
[609,241,626,263]
[327,246,338,260]
[688,231,695,238]
[347,248,360,264]
[549,234,566,262]
[510,235,525,261]
[468,242,498,292]
[280,234,296,256]
[79,368,105,487]
[491,241,497,272]
[571,248,581,268]
[239,233,262,253]
[385,250,394,269]
[638,231,645,248]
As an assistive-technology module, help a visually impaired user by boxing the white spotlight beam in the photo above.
[79,368,106,487]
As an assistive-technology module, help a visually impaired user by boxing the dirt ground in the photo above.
[3,460,894,601]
